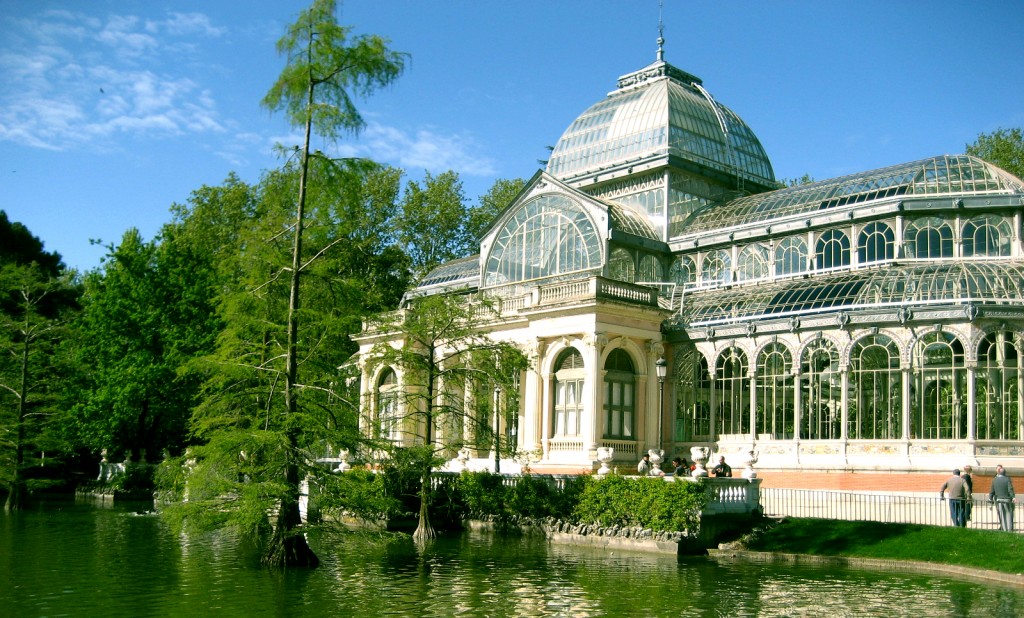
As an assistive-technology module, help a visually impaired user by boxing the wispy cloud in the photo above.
[0,10,224,151]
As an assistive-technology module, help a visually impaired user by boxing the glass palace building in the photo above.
[356,49,1024,484]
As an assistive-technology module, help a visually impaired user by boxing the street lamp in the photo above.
[493,384,502,474]
[655,356,667,457]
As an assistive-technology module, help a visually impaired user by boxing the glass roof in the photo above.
[682,155,1024,234]
[680,261,1024,326]
[416,255,480,289]
[606,201,660,241]
[545,62,774,187]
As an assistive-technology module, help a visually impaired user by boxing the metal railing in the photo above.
[761,488,1021,531]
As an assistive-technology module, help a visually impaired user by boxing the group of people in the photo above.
[939,464,1016,531]
[636,454,733,478]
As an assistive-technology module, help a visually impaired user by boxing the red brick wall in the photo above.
[757,470,993,494]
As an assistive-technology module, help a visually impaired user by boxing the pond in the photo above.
[2,497,1022,617]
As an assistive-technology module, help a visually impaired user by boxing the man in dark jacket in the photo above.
[989,465,1016,532]
[939,469,967,527]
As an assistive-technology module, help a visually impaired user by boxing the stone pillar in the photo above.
[966,361,977,441]
[792,370,803,440]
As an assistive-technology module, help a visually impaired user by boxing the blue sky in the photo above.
[2,0,1023,272]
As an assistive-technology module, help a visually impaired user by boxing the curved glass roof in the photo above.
[681,261,1024,325]
[416,255,479,289]
[683,155,1024,234]
[607,201,660,242]
[545,62,774,187]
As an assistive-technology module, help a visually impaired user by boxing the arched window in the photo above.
[701,249,731,285]
[977,331,1020,440]
[904,217,954,259]
[755,343,793,439]
[815,229,850,270]
[801,338,841,440]
[603,349,635,440]
[962,215,1011,257]
[638,254,662,283]
[608,247,635,282]
[669,255,697,287]
[857,222,895,264]
[553,349,585,438]
[912,332,966,440]
[737,244,770,282]
[675,347,711,441]
[484,194,602,286]
[715,347,749,436]
[849,335,902,440]
[377,368,400,440]
[775,236,807,276]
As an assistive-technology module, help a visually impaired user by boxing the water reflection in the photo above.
[1,498,1021,617]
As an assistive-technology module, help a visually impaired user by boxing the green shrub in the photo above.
[573,475,707,533]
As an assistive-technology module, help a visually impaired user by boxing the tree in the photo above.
[966,128,1024,180]
[167,0,407,569]
[465,178,526,243]
[365,293,527,542]
[396,170,472,280]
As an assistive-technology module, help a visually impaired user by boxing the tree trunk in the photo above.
[5,320,31,513]
[262,442,319,568]
[412,463,435,543]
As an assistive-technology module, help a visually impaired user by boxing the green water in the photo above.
[2,497,1021,617]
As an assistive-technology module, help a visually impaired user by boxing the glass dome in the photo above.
[545,61,775,188]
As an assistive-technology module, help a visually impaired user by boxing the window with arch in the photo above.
[484,194,602,286]
[376,368,400,440]
[977,331,1020,440]
[553,349,585,438]
[701,249,732,285]
[603,349,636,440]
[857,222,895,264]
[801,338,841,440]
[715,347,749,436]
[737,244,770,282]
[775,236,807,276]
[675,346,711,441]
[849,335,902,440]
[962,215,1011,257]
[904,217,953,259]
[608,247,635,282]
[912,331,966,440]
[638,254,662,283]
[815,229,851,270]
[755,343,793,439]
[669,255,697,287]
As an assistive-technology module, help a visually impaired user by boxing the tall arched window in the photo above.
[904,217,954,259]
[603,349,635,440]
[755,343,793,439]
[849,335,902,439]
[801,338,841,440]
[715,347,749,436]
[977,331,1021,440]
[675,347,711,441]
[737,244,769,282]
[857,222,895,264]
[553,349,585,438]
[638,254,662,283]
[669,255,697,287]
[775,236,807,276]
[815,229,851,270]
[701,250,731,285]
[912,332,966,440]
[608,247,635,282]
[377,368,400,440]
[962,215,1011,257]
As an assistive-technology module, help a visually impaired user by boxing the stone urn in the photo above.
[690,446,709,478]
[648,448,664,476]
[455,446,472,472]
[740,449,758,479]
[596,447,615,476]
[337,449,352,472]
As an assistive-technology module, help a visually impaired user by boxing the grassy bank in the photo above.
[740,518,1024,574]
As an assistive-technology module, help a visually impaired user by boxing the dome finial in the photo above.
[656,0,665,62]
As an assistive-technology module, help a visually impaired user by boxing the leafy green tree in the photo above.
[966,128,1024,179]
[167,0,406,569]
[0,213,77,511]
[465,177,526,243]
[365,293,527,541]
[396,170,472,280]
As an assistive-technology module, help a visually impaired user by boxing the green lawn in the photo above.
[740,518,1024,574]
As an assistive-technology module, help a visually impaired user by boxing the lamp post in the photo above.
[655,356,667,465]
[493,384,502,474]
